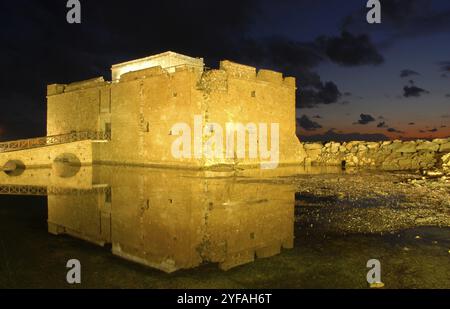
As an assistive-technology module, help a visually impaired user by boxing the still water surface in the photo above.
[0,164,449,288]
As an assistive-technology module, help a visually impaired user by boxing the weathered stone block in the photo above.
[47,84,66,96]
[442,153,450,166]
[257,69,283,83]
[395,142,416,153]
[283,77,296,87]
[220,60,256,79]
[416,141,439,151]
[305,149,322,161]
[366,142,380,150]
[303,143,323,150]
[439,142,450,153]
[433,138,449,144]
[330,142,340,153]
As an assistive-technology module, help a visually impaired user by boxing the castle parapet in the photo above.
[219,60,295,88]
[220,60,256,79]
[47,84,66,96]
[283,76,296,88]
[257,69,283,84]
[65,77,106,93]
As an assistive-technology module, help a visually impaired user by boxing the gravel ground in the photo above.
[291,169,450,234]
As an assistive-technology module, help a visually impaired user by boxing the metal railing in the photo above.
[0,185,47,196]
[0,131,110,153]
[0,185,111,196]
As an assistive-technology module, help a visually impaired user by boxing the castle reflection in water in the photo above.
[0,163,340,273]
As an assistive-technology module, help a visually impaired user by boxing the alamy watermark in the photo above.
[66,259,81,284]
[366,0,381,24]
[366,259,384,288]
[170,115,280,169]
[66,0,81,24]
[64,2,380,26]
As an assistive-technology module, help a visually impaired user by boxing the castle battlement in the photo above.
[218,60,295,87]
[48,53,296,99]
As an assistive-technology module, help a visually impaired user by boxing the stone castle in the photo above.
[1,51,449,172]
[0,51,304,170]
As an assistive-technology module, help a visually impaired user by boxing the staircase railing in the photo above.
[0,131,110,153]
[0,185,111,196]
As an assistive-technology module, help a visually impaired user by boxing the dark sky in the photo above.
[1,0,449,141]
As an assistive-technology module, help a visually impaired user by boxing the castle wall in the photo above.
[44,54,305,169]
[192,61,304,168]
[47,77,108,136]
[94,66,205,167]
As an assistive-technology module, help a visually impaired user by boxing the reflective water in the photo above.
[1,164,449,288]
[1,164,341,273]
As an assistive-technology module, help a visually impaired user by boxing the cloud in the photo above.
[355,114,376,125]
[312,115,322,119]
[445,94,450,98]
[428,128,438,132]
[403,85,430,98]
[400,69,420,78]
[297,115,322,131]
[316,31,384,66]
[442,114,450,119]
[252,34,381,108]
[236,37,343,108]
[299,80,342,108]
[299,129,389,142]
[387,128,405,134]
[377,121,388,128]
[439,61,450,72]
[408,122,415,125]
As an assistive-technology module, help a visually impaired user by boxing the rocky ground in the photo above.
[291,166,450,235]
[302,138,450,171]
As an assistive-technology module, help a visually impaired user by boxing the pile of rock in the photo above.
[301,138,450,171]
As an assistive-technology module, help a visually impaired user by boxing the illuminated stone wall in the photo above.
[192,61,303,167]
[46,51,305,169]
[47,78,108,136]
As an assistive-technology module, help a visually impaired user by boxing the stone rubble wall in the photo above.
[301,138,450,171]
